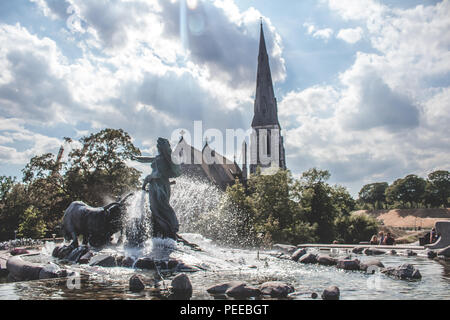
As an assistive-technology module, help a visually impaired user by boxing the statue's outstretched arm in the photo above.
[132,156,155,163]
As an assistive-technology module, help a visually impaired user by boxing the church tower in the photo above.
[250,22,286,174]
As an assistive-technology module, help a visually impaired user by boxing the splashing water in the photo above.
[122,191,151,250]
[170,175,224,232]
[170,176,257,247]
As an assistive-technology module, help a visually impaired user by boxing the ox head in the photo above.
[103,193,134,233]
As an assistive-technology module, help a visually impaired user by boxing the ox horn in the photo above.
[119,192,134,204]
[104,202,120,211]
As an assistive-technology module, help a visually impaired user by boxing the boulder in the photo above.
[336,259,360,271]
[175,262,201,273]
[427,250,437,259]
[9,248,29,256]
[317,255,337,266]
[226,283,261,299]
[437,245,450,258]
[66,246,90,263]
[291,248,307,262]
[89,254,117,268]
[259,281,294,298]
[381,264,422,280]
[121,256,136,268]
[134,258,156,270]
[6,256,42,281]
[53,245,73,260]
[39,263,67,279]
[359,259,385,272]
[406,250,417,257]
[273,244,297,255]
[390,250,397,255]
[168,259,180,269]
[352,247,365,254]
[129,275,145,292]
[298,253,318,264]
[78,251,94,264]
[322,286,340,300]
[170,274,193,299]
[207,281,247,295]
[311,292,318,299]
[364,248,386,256]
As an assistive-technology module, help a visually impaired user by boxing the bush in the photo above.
[17,206,47,239]
[334,213,379,244]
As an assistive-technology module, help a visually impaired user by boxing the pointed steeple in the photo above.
[252,22,280,128]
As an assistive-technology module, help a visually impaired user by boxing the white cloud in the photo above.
[280,1,450,192]
[1,0,287,169]
[336,27,363,44]
[304,22,334,40]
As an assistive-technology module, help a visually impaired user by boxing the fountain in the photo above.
[1,137,450,300]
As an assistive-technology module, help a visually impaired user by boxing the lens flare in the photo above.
[186,0,198,10]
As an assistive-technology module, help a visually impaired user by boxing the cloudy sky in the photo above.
[0,0,449,195]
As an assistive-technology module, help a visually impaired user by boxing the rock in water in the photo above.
[10,248,29,256]
[207,281,247,295]
[427,250,437,259]
[336,259,360,271]
[121,257,136,268]
[311,292,318,299]
[134,258,156,270]
[352,247,365,254]
[39,263,67,279]
[364,248,386,256]
[129,275,145,292]
[291,248,307,262]
[53,245,73,259]
[322,286,340,300]
[359,259,385,272]
[298,253,318,264]
[273,244,297,254]
[78,251,94,264]
[259,281,294,298]
[381,264,422,280]
[406,250,417,257]
[89,254,117,268]
[226,283,261,299]
[170,274,193,299]
[66,246,90,263]
[317,255,337,266]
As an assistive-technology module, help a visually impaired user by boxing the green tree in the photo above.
[293,168,337,243]
[334,213,379,244]
[426,170,450,208]
[359,182,388,209]
[0,176,16,202]
[17,206,47,239]
[332,185,356,215]
[386,175,426,208]
[0,181,29,241]
[3,128,142,240]
[247,170,317,245]
[64,128,141,206]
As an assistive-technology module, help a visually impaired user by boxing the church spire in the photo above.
[252,22,280,128]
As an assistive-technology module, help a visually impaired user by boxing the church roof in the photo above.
[176,137,243,190]
[252,23,280,128]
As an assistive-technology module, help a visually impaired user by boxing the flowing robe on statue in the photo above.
[138,138,181,240]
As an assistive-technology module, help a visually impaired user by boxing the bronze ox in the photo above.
[62,194,132,248]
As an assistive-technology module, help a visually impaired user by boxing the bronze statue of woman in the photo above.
[132,138,181,240]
